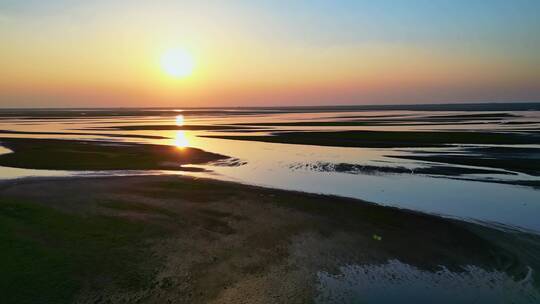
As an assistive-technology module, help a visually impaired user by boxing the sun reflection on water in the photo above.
[175,114,184,126]
[174,130,189,148]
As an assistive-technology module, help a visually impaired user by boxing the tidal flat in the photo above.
[1,105,540,303]
[1,175,539,303]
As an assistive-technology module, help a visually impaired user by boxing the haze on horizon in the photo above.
[1,0,539,108]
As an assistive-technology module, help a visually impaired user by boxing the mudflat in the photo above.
[0,175,538,303]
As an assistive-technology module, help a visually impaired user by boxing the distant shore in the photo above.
[1,102,540,114]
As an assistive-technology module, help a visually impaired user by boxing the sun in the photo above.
[160,48,195,78]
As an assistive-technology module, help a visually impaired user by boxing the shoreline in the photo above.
[1,174,539,303]
[2,170,539,235]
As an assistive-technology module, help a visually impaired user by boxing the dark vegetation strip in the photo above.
[389,146,540,176]
[0,109,277,119]
[0,129,168,139]
[289,162,514,176]
[203,130,540,148]
[0,199,164,304]
[232,113,525,127]
[96,125,257,131]
[0,138,228,171]
[232,121,502,127]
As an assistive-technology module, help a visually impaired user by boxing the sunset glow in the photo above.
[1,2,540,302]
[0,1,539,108]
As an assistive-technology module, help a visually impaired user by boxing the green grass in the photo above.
[204,130,540,148]
[0,200,163,304]
[100,200,177,217]
[0,137,227,171]
[1,175,539,302]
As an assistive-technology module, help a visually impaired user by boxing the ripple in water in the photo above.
[316,260,538,304]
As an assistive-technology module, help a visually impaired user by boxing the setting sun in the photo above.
[160,48,195,78]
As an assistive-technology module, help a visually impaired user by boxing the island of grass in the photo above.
[204,130,540,148]
[0,175,539,303]
[389,146,540,176]
[289,161,514,176]
[232,112,523,127]
[91,124,258,131]
[0,138,228,171]
[0,129,168,140]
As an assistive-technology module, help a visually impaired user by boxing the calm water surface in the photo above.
[1,108,540,232]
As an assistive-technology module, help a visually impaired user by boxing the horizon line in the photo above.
[1,101,540,111]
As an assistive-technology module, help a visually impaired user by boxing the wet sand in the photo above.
[1,175,538,303]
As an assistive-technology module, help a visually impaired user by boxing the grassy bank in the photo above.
[0,175,538,303]
[204,130,540,148]
[0,199,164,304]
[0,138,228,171]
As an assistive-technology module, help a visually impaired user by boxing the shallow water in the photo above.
[315,260,539,304]
[1,107,540,232]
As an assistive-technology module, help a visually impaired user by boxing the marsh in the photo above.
[1,105,540,303]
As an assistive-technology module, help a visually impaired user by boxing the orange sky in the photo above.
[1,1,539,107]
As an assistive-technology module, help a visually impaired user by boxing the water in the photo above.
[1,106,540,232]
[315,260,538,304]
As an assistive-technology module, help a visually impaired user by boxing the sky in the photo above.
[1,0,539,107]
